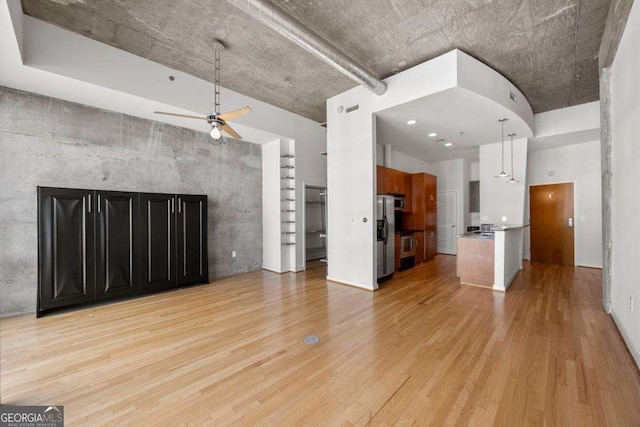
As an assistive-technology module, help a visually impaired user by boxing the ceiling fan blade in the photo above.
[217,106,252,122]
[221,124,241,139]
[153,111,208,120]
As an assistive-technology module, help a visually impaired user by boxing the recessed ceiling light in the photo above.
[428,133,437,137]
[407,120,417,125]
[445,142,453,147]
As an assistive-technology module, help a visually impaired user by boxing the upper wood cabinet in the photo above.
[376,166,412,210]
[425,173,437,203]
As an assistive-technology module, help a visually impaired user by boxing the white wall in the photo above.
[524,141,602,267]
[262,139,283,272]
[375,144,435,174]
[610,0,640,368]
[494,228,525,292]
[479,138,528,225]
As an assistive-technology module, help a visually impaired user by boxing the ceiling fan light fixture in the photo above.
[208,123,224,145]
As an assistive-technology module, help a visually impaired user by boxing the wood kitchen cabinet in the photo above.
[415,231,425,264]
[406,173,438,262]
[394,233,400,271]
[376,165,412,210]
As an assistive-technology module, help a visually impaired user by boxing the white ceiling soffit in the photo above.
[0,2,319,144]
[375,87,533,163]
[530,101,600,152]
[373,53,599,163]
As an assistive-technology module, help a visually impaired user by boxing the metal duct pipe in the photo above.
[224,0,387,96]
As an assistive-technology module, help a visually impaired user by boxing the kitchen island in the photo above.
[456,225,527,291]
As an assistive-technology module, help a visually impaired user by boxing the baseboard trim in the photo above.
[576,264,603,270]
[262,266,284,274]
[326,276,375,292]
[611,309,640,370]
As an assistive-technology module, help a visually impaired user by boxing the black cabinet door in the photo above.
[38,187,95,312]
[176,195,208,285]
[95,191,139,300]
[140,193,176,292]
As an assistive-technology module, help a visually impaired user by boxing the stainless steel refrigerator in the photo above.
[376,195,395,282]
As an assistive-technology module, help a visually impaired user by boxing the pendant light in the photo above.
[495,118,510,178]
[506,133,518,184]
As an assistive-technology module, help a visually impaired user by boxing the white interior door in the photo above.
[437,191,457,254]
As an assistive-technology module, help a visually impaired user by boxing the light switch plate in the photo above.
[501,216,507,222]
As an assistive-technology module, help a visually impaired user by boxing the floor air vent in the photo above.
[304,335,320,344]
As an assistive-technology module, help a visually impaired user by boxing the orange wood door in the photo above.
[530,183,575,265]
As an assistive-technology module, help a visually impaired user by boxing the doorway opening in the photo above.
[304,185,327,270]
[530,183,575,265]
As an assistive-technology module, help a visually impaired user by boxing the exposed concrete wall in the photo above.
[600,68,613,311]
[599,0,636,70]
[0,86,262,316]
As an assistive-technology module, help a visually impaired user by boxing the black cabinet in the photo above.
[95,190,139,300]
[38,187,95,310]
[38,187,208,315]
[177,195,208,285]
[140,193,177,293]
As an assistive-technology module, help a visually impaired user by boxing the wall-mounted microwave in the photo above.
[391,195,405,211]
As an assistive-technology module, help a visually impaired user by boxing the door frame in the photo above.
[528,181,576,265]
[437,190,458,255]
[301,182,327,271]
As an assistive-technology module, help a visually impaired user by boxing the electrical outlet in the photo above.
[631,296,634,311]
[232,251,236,258]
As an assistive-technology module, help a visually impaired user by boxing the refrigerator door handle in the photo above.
[383,216,389,242]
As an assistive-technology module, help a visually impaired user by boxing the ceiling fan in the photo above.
[154,40,251,144]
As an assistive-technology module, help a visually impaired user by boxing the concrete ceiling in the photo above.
[22,0,610,123]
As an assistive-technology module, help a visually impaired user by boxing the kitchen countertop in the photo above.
[457,233,495,240]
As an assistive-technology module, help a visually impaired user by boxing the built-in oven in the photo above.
[399,232,416,270]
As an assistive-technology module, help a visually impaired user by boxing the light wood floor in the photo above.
[1,256,639,426]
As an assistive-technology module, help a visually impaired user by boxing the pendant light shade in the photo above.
[506,133,518,184]
[495,118,510,178]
